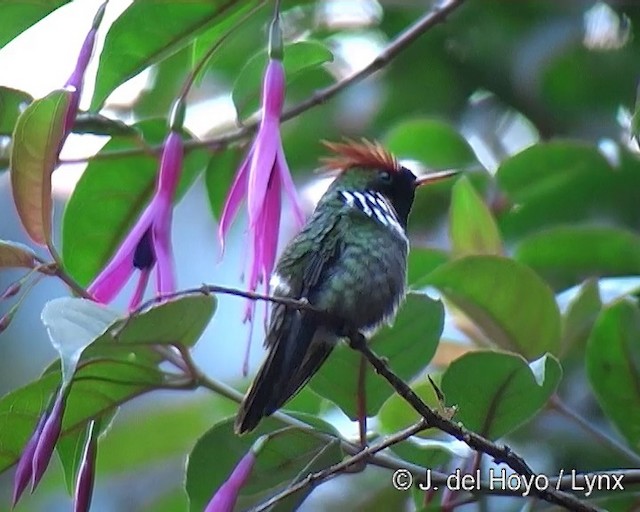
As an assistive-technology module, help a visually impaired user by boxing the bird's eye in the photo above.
[379,170,392,182]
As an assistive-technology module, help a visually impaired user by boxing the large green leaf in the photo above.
[441,351,562,439]
[0,86,32,135]
[310,293,444,419]
[586,300,640,450]
[422,256,561,358]
[185,416,342,512]
[384,118,477,169]
[10,89,71,246]
[233,40,334,119]
[0,353,163,475]
[0,295,215,475]
[496,142,640,240]
[516,226,640,290]
[61,119,207,285]
[0,1,70,49]
[0,240,37,269]
[449,176,503,258]
[561,279,601,355]
[91,0,252,109]
[407,248,449,288]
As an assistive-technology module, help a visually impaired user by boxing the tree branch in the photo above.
[346,332,598,512]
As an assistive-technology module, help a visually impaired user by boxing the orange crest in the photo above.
[321,139,400,173]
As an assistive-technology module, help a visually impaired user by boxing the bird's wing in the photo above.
[235,212,345,433]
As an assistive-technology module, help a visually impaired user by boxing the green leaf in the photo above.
[384,118,476,169]
[561,279,601,355]
[204,148,243,220]
[0,1,70,49]
[41,298,119,384]
[422,256,561,358]
[449,176,503,258]
[378,378,441,435]
[441,351,562,439]
[310,293,444,419]
[0,86,32,135]
[62,119,207,285]
[0,295,215,475]
[407,248,449,287]
[91,0,252,109]
[185,416,342,512]
[106,294,216,348]
[586,300,640,450]
[10,89,72,245]
[0,353,163,475]
[233,40,334,119]
[515,226,640,290]
[496,142,640,239]
[0,239,37,269]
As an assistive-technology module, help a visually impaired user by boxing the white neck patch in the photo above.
[340,190,405,236]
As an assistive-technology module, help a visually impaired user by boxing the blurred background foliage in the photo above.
[2,0,640,511]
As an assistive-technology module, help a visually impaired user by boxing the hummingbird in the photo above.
[235,139,457,434]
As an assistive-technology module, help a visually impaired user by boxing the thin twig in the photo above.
[549,395,640,466]
[249,420,430,512]
[58,0,466,165]
[346,332,598,512]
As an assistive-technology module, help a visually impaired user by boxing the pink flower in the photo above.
[88,128,182,309]
[73,420,98,512]
[12,389,66,506]
[204,436,266,512]
[63,1,106,135]
[218,56,304,372]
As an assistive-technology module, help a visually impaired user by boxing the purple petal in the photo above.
[128,267,152,311]
[12,413,47,506]
[204,451,256,512]
[31,392,66,490]
[88,200,158,304]
[260,170,282,281]
[276,144,305,228]
[152,205,176,297]
[156,131,184,202]
[262,59,286,119]
[247,120,278,228]
[219,151,251,248]
[73,421,97,512]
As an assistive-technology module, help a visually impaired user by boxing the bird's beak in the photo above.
[414,169,459,187]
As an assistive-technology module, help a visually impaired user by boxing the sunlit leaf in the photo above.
[91,0,253,109]
[0,1,70,49]
[10,89,71,245]
[449,176,503,257]
[422,256,561,358]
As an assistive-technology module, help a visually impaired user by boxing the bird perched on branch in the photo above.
[235,139,457,433]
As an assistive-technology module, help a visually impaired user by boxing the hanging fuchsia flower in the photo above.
[88,101,185,309]
[73,420,98,512]
[12,390,66,506]
[218,18,304,322]
[63,1,107,135]
[204,436,267,512]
